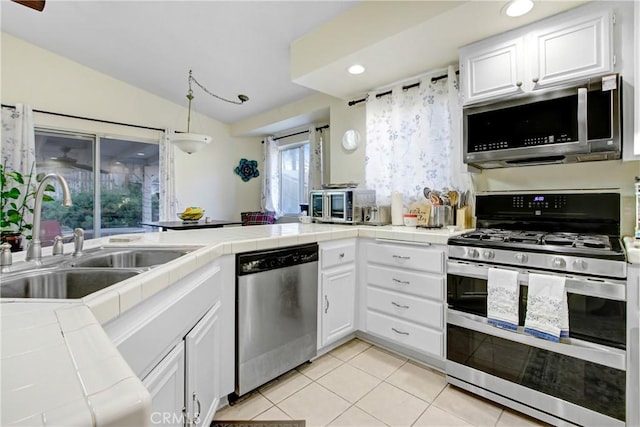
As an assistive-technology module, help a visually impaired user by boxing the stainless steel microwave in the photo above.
[309,189,375,224]
[463,74,621,169]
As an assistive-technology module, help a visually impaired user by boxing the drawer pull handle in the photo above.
[392,255,411,260]
[392,278,410,285]
[391,301,409,309]
[391,327,409,336]
[325,295,330,314]
[339,253,345,258]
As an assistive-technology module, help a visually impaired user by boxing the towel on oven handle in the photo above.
[487,268,519,331]
[524,273,569,342]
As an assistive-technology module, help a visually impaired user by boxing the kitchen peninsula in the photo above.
[0,223,461,427]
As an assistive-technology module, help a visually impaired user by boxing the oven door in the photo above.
[446,260,626,426]
[309,192,325,220]
[326,191,351,222]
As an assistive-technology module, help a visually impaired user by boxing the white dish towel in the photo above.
[487,268,520,331]
[524,273,569,342]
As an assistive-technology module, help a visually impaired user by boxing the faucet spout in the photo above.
[26,173,72,262]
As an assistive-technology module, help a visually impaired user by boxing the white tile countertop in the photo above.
[1,223,463,427]
[624,237,640,264]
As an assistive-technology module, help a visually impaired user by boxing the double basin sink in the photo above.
[0,247,194,300]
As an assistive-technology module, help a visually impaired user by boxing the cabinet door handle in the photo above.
[392,278,410,285]
[392,254,411,260]
[325,295,330,313]
[532,77,539,83]
[193,392,201,422]
[391,301,410,309]
[391,327,409,336]
[516,81,523,87]
[339,252,345,259]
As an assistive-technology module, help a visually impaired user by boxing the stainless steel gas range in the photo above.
[446,192,638,426]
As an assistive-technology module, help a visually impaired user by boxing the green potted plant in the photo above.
[0,163,55,251]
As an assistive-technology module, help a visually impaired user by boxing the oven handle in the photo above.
[447,261,626,301]
[447,310,626,370]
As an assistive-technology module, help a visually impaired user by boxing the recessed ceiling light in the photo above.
[348,65,365,75]
[503,0,533,17]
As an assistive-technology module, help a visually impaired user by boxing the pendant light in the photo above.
[170,70,249,154]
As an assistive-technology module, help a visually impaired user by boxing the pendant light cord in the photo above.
[188,69,249,106]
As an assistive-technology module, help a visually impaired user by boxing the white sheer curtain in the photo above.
[365,66,469,207]
[159,129,178,221]
[1,104,37,234]
[260,136,281,217]
[308,126,323,190]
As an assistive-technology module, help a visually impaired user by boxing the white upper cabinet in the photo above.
[460,36,525,104]
[529,10,612,89]
[460,7,614,105]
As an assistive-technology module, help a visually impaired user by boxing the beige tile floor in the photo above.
[214,338,548,427]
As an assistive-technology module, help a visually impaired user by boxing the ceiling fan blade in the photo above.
[11,0,45,12]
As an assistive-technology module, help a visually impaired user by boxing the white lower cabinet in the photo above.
[363,240,446,360]
[144,344,185,427]
[142,303,221,427]
[318,239,357,348]
[321,266,356,346]
[106,257,235,427]
[185,303,221,427]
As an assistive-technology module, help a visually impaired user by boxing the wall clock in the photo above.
[342,129,360,151]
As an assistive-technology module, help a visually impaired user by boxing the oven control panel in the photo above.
[476,192,620,225]
[511,195,567,210]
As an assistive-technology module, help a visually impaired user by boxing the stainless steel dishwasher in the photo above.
[233,243,318,399]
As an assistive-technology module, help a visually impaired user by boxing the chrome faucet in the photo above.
[26,173,72,262]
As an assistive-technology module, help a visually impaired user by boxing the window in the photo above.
[35,129,159,242]
[279,142,309,215]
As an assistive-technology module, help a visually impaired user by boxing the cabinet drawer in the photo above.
[367,242,444,273]
[366,264,444,300]
[367,287,442,329]
[366,310,443,357]
[321,242,356,269]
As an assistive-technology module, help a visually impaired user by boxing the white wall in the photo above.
[1,33,263,220]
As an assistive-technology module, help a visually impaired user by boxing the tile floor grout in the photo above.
[215,338,547,427]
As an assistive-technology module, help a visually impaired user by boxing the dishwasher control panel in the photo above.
[236,243,319,275]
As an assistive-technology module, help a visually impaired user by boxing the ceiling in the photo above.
[2,0,589,128]
[0,0,358,124]
[291,0,588,99]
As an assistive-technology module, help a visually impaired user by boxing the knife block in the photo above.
[456,206,472,229]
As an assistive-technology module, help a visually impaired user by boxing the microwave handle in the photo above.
[323,193,329,220]
[577,87,588,147]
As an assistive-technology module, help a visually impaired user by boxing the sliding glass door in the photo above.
[35,129,159,243]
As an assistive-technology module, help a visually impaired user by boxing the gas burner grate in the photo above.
[507,231,544,244]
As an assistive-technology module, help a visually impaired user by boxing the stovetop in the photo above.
[449,228,625,261]
[447,192,628,278]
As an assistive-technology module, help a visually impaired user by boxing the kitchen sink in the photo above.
[68,248,193,268]
[0,246,198,299]
[0,268,143,299]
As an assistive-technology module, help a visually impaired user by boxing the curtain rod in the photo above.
[273,124,329,141]
[347,70,460,107]
[1,103,166,132]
